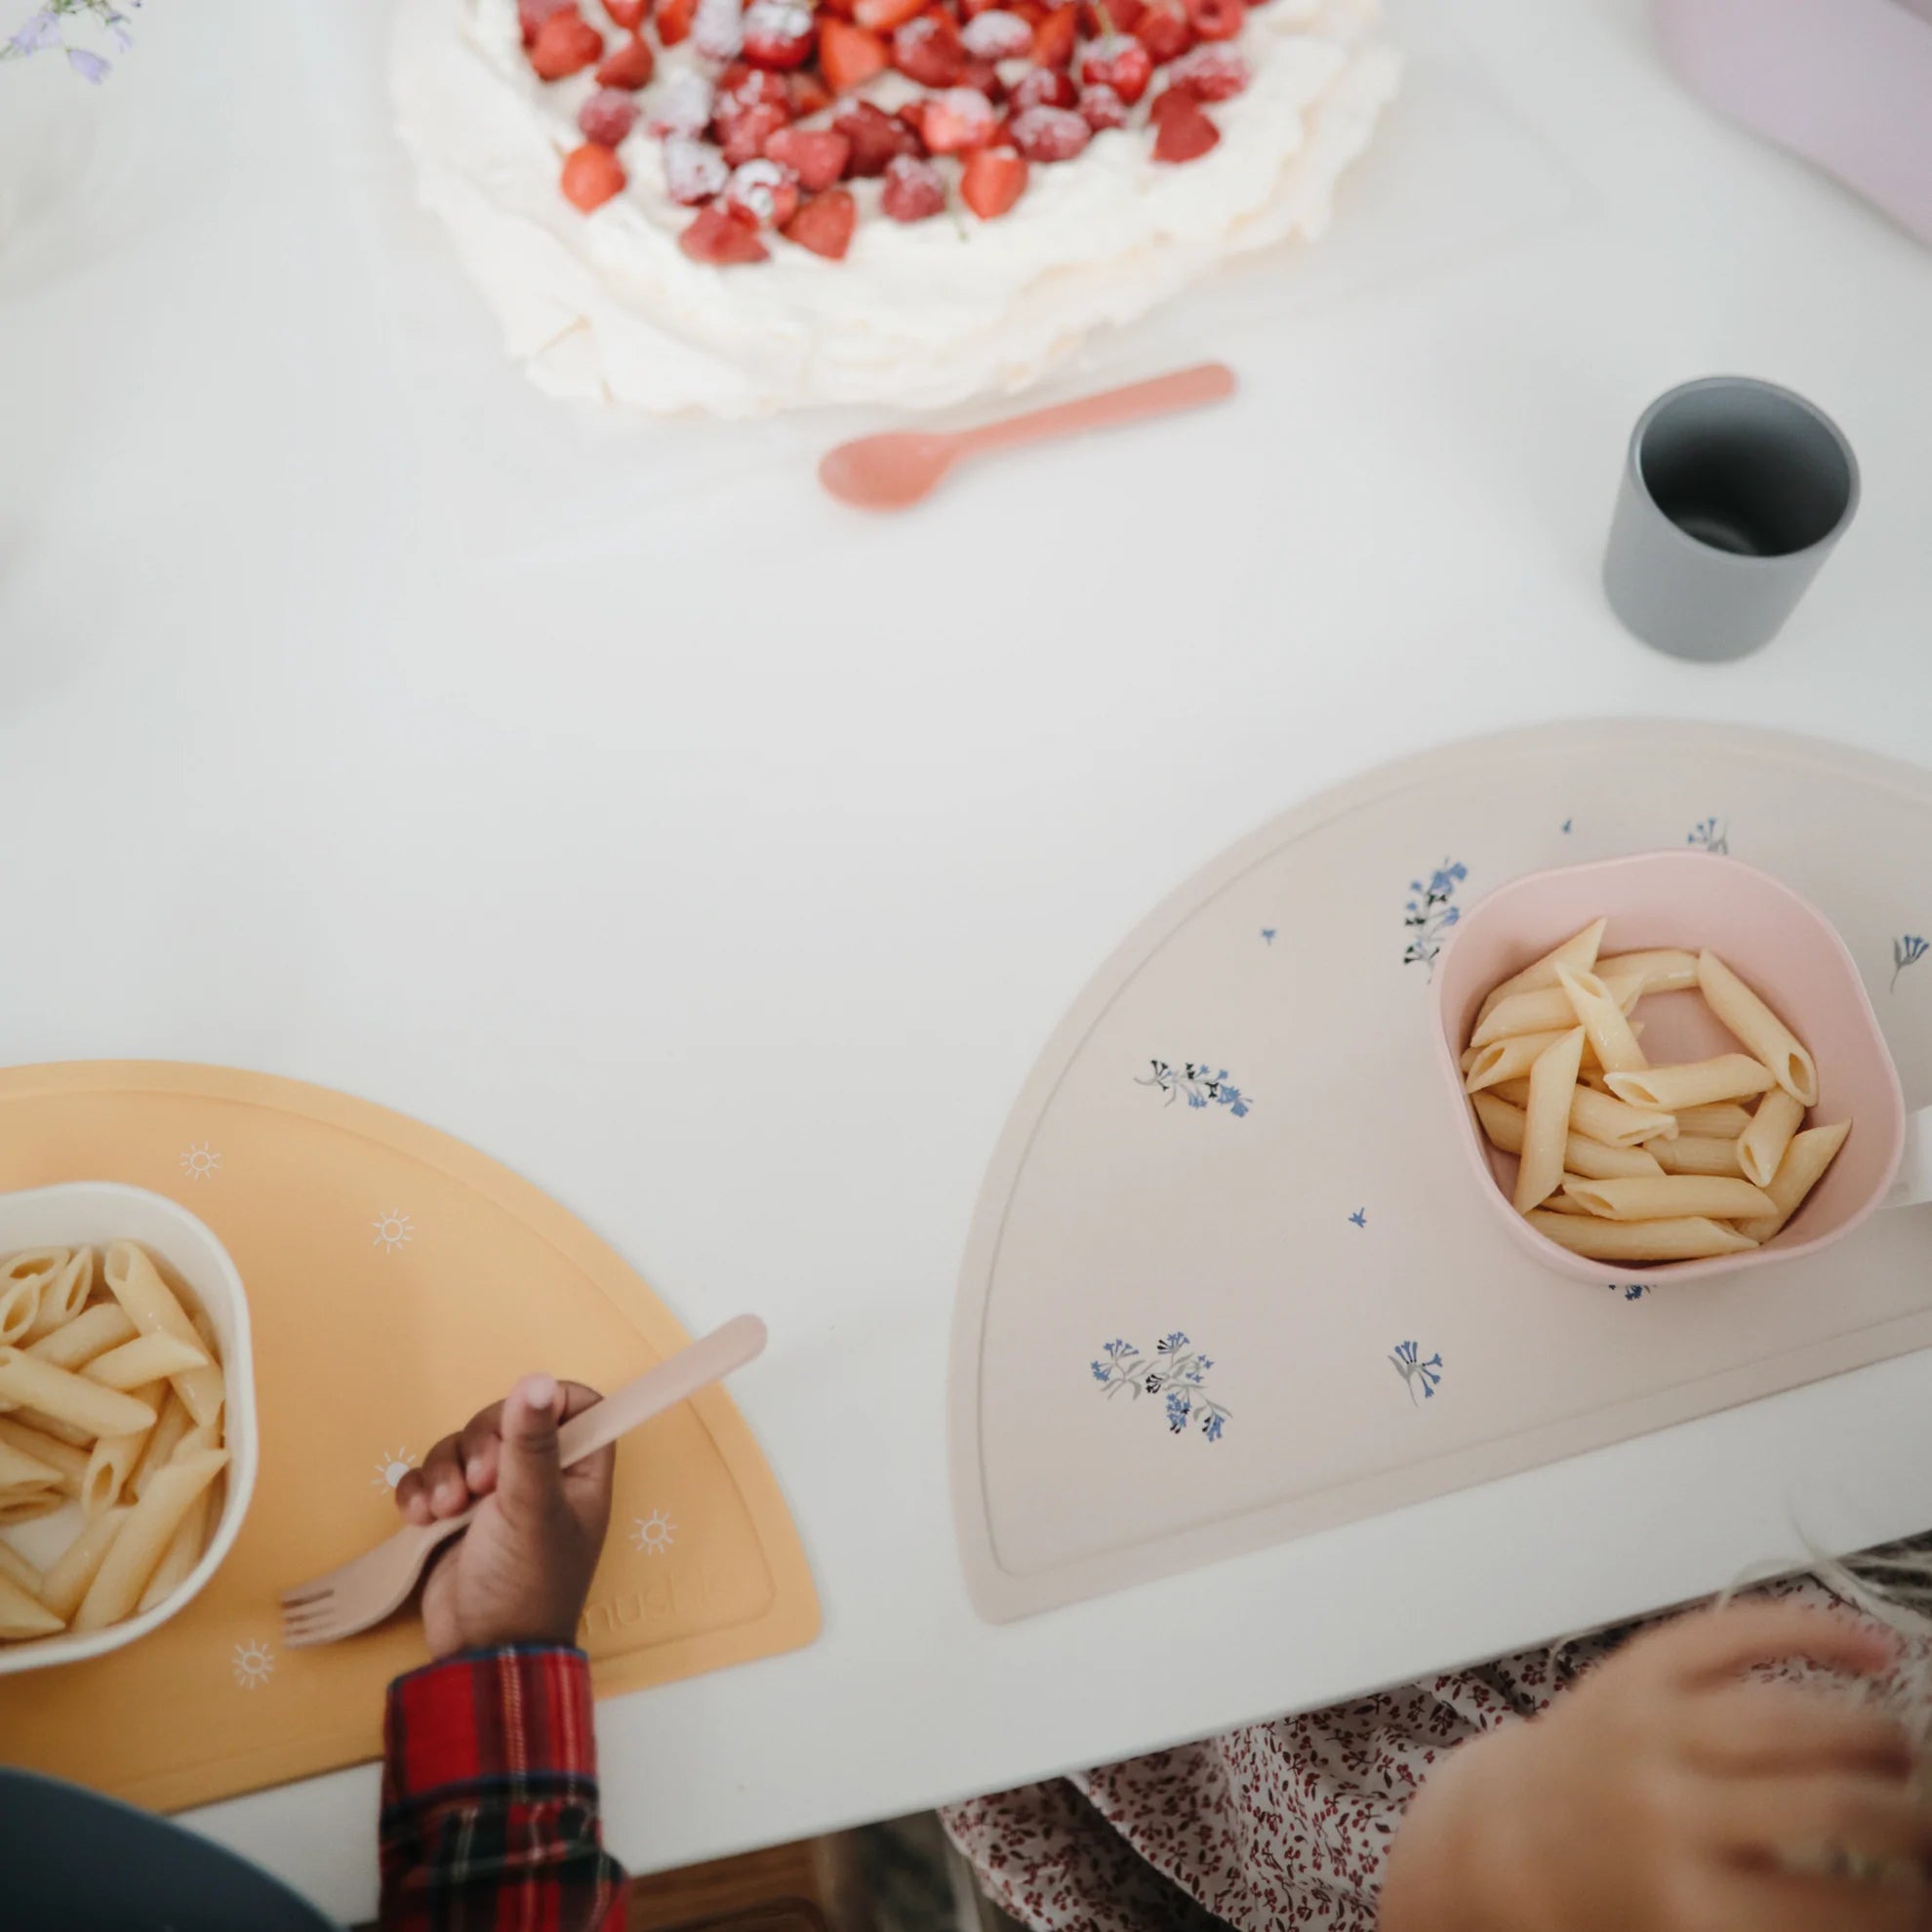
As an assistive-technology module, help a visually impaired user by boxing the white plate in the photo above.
[0,1185,258,1675]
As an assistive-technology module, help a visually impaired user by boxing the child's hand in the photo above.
[393,1375,615,1659]
[1384,1603,1928,1932]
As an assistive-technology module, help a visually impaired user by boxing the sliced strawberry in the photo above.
[595,32,655,85]
[854,0,926,27]
[961,0,1008,15]
[1165,42,1248,99]
[881,153,947,221]
[1186,0,1240,36]
[520,0,576,46]
[1009,101,1090,161]
[1009,63,1077,110]
[647,72,715,136]
[529,10,605,77]
[742,0,816,67]
[717,63,791,112]
[789,67,834,114]
[1078,81,1128,129]
[833,99,922,174]
[959,144,1027,218]
[1079,32,1151,101]
[657,0,697,41]
[679,203,772,263]
[560,141,626,210]
[783,187,859,259]
[1151,90,1219,159]
[1079,0,1144,29]
[578,88,640,144]
[920,85,998,153]
[1030,6,1077,67]
[961,56,1007,100]
[893,13,966,86]
[765,124,853,190]
[604,0,650,24]
[960,6,1032,56]
[723,156,802,226]
[718,100,791,166]
[820,18,891,90]
[663,134,730,202]
[1133,0,1192,61]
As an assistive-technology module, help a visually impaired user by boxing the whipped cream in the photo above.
[391,0,1399,416]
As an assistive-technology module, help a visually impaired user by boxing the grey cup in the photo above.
[1602,376,1860,662]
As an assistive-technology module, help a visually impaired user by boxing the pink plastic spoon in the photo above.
[819,362,1237,510]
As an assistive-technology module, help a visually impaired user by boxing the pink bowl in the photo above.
[1431,852,1907,1285]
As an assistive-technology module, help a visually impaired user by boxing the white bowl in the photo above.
[0,1184,257,1675]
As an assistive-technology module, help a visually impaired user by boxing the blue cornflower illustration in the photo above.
[1404,861,1467,978]
[1687,817,1729,855]
[1389,1340,1444,1404]
[1348,1208,1368,1228]
[1091,1334,1229,1440]
[1894,936,1926,991]
[1138,1061,1254,1117]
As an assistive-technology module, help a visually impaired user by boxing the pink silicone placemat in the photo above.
[949,721,1932,1621]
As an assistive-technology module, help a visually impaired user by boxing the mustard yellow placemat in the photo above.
[0,1062,819,1810]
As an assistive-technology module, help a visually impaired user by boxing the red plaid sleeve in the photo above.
[380,1644,629,1932]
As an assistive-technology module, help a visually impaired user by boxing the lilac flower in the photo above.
[66,43,106,78]
[1165,1389,1191,1432]
[10,8,59,50]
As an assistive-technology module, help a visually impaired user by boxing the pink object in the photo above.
[1433,851,1925,1286]
[277,1314,768,1646]
[1655,0,1932,247]
[818,362,1237,511]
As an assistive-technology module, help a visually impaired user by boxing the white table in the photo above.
[4,0,1930,1920]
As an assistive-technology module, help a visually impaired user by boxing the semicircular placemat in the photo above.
[0,1062,818,1809]
[950,721,1932,1622]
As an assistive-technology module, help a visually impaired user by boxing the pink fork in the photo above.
[277,1315,768,1648]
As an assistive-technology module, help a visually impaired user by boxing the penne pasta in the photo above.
[0,1536,44,1598]
[1673,1103,1756,1138]
[0,1349,157,1439]
[0,1432,64,1493]
[1525,1211,1759,1263]
[1556,965,1647,1075]
[20,1247,94,1344]
[1739,1089,1806,1190]
[1570,1085,1678,1149]
[1595,947,1700,995]
[24,1300,137,1372]
[81,1330,208,1392]
[1515,1028,1587,1213]
[138,1486,211,1614]
[1736,1120,1852,1242]
[0,1250,61,1349]
[128,1391,194,1500]
[1471,1094,1664,1180]
[0,1570,62,1638]
[1470,974,1642,1049]
[0,1490,63,1527]
[1474,919,1608,1025]
[103,1242,223,1429]
[0,1416,88,1495]
[38,1505,131,1622]
[82,1380,164,1520]
[1606,1056,1777,1111]
[1560,1176,1777,1223]
[1647,1135,1747,1178]
[1697,951,1818,1107]
[72,1446,226,1631]
[1541,1187,1596,1214]
[1465,1027,1617,1094]
[13,1406,92,1448]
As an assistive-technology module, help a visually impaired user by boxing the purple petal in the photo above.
[67,46,110,81]
[10,10,60,52]
[107,12,135,48]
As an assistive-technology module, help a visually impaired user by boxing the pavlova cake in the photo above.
[392,0,1398,415]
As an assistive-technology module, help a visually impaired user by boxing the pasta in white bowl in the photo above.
[0,1186,256,1674]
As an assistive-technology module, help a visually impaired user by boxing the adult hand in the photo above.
[1381,1603,1927,1932]
[393,1374,615,1658]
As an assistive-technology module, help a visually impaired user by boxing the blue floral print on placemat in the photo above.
[1090,1334,1230,1442]
[1389,1340,1443,1404]
[1687,817,1729,854]
[1403,862,1466,978]
[1894,936,1926,991]
[1137,1061,1252,1117]
[1348,1207,1367,1229]
[1607,1281,1650,1302]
